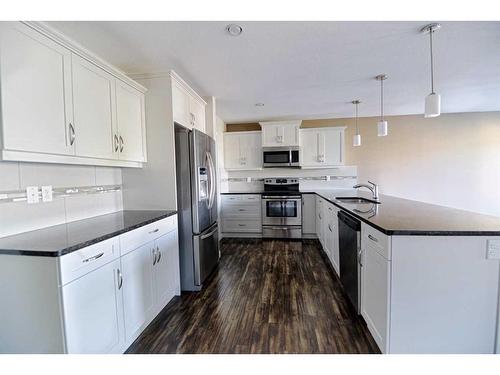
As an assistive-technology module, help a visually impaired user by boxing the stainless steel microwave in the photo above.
[262,146,300,168]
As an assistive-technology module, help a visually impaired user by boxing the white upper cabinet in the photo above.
[224,131,262,170]
[171,72,207,133]
[115,81,146,162]
[300,127,345,168]
[0,22,147,168]
[0,22,74,156]
[260,120,301,147]
[71,54,115,160]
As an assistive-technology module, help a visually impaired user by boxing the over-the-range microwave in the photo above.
[262,146,300,168]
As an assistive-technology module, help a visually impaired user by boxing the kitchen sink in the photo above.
[335,197,380,204]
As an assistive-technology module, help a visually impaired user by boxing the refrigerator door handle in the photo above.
[206,151,216,209]
[200,226,218,240]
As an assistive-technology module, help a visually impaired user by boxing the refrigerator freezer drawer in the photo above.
[193,223,219,286]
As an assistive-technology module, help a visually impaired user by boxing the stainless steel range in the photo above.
[262,178,302,239]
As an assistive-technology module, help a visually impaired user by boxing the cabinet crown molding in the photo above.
[22,21,147,94]
[169,70,207,105]
[259,120,302,127]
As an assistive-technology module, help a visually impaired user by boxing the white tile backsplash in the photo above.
[0,162,20,191]
[19,163,96,188]
[0,199,67,238]
[65,191,123,223]
[95,167,122,186]
[0,160,124,238]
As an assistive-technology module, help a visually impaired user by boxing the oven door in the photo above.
[262,196,302,226]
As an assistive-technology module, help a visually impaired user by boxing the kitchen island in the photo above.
[221,189,500,354]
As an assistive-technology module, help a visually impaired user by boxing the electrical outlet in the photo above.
[487,240,500,260]
[26,186,39,204]
[41,185,53,202]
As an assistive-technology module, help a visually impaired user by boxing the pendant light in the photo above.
[421,23,441,118]
[352,100,361,147]
[375,74,388,136]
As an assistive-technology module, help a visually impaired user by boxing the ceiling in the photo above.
[48,21,500,123]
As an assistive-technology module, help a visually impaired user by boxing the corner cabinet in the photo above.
[300,127,345,168]
[0,21,147,168]
[171,72,207,133]
[223,131,262,170]
[259,120,301,147]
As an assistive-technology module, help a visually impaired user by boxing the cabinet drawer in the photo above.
[222,194,261,204]
[59,237,120,286]
[362,223,391,260]
[222,204,261,218]
[120,215,177,256]
[222,219,262,233]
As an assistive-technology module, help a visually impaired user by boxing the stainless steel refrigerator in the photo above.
[174,125,219,291]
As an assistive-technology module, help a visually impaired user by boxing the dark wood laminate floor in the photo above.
[126,239,380,354]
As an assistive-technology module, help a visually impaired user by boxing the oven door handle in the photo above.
[262,196,302,200]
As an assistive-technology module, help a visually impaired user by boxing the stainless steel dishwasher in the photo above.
[338,210,362,313]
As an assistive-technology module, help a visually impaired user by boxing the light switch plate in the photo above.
[26,186,39,204]
[41,185,53,202]
[486,240,500,260]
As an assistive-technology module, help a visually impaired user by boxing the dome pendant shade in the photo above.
[353,134,361,147]
[425,92,441,118]
[377,120,388,137]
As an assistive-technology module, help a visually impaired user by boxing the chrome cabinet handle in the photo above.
[318,213,322,219]
[368,234,378,242]
[238,224,246,227]
[69,123,76,146]
[149,228,159,234]
[82,252,104,263]
[119,135,124,152]
[328,224,333,232]
[157,246,161,263]
[152,248,157,266]
[117,269,123,290]
[238,208,246,211]
[358,249,363,267]
[114,134,119,152]
[269,227,289,231]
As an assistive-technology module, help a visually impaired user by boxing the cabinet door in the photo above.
[189,96,206,133]
[72,54,116,159]
[121,243,155,343]
[172,82,191,128]
[0,23,74,156]
[302,194,317,235]
[361,246,390,353]
[115,81,145,162]
[282,124,299,147]
[153,231,179,310]
[262,125,281,147]
[223,133,242,170]
[323,128,344,166]
[327,204,340,274]
[316,197,324,247]
[61,259,124,354]
[240,132,262,169]
[300,130,321,167]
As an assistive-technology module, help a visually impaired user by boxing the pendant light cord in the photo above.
[355,102,359,134]
[380,79,384,121]
[429,29,435,94]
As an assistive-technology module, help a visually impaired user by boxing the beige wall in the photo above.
[307,111,500,217]
[227,111,500,217]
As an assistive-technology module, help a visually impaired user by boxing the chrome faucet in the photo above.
[353,181,379,201]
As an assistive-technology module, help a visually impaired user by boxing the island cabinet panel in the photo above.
[388,235,500,353]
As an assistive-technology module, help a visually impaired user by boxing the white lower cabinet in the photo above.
[221,194,262,236]
[153,231,180,311]
[360,223,391,353]
[315,195,340,276]
[61,258,124,354]
[121,243,156,344]
[301,194,317,236]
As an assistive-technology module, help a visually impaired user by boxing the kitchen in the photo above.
[1,4,500,372]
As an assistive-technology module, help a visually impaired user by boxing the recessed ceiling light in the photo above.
[255,103,264,107]
[226,24,243,36]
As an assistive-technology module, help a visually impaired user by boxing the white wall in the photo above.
[121,76,178,210]
[0,162,123,238]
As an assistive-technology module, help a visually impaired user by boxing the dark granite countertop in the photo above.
[222,190,500,236]
[0,210,177,257]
